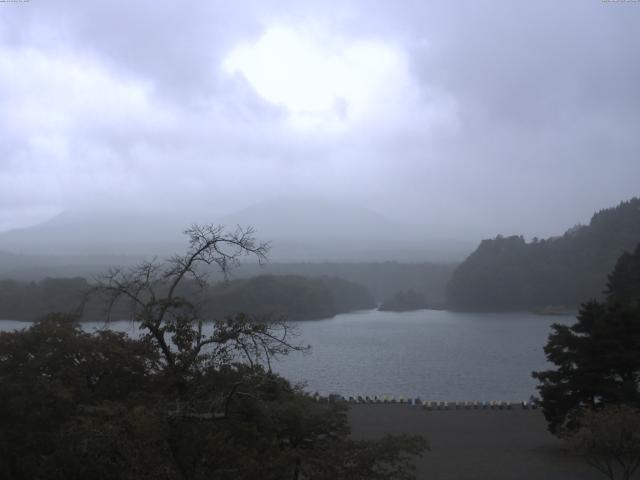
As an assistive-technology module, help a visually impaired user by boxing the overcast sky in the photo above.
[0,0,639,240]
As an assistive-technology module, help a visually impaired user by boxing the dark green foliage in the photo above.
[206,274,376,320]
[0,274,375,322]
[0,316,426,480]
[606,245,640,309]
[229,261,457,304]
[532,244,640,434]
[0,277,88,320]
[378,289,428,312]
[448,198,640,311]
[0,315,160,479]
[0,262,457,307]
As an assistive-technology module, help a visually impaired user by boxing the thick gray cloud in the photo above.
[0,0,638,241]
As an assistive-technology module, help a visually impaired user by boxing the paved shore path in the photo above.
[348,404,608,480]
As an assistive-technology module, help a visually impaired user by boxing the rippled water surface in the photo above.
[1,309,574,401]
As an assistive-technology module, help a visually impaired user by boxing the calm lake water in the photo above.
[0,309,574,402]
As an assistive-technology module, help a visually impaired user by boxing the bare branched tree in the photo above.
[91,224,306,375]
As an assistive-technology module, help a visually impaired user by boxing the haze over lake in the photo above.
[0,309,572,402]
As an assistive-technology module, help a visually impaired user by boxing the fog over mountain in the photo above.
[1,1,639,246]
[0,197,472,262]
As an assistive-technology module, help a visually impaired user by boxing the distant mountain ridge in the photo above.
[0,210,191,256]
[0,197,471,262]
[446,197,640,311]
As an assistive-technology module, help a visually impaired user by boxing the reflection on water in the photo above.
[0,309,574,401]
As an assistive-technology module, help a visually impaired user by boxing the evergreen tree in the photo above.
[532,244,640,433]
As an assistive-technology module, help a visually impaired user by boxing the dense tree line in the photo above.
[1,260,457,306]
[0,277,89,320]
[206,274,375,320]
[447,198,640,311]
[231,262,457,304]
[0,274,375,322]
[378,289,429,312]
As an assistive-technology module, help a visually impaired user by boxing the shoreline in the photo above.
[0,306,580,323]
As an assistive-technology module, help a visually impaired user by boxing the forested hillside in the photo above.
[447,198,640,311]
[0,259,456,306]
[231,262,456,304]
[204,275,375,320]
[0,277,89,320]
[0,275,374,322]
[378,289,429,312]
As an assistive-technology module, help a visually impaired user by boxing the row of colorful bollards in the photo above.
[312,394,539,410]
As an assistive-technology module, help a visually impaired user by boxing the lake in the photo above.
[0,309,574,402]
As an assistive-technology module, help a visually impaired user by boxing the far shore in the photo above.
[0,306,580,324]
